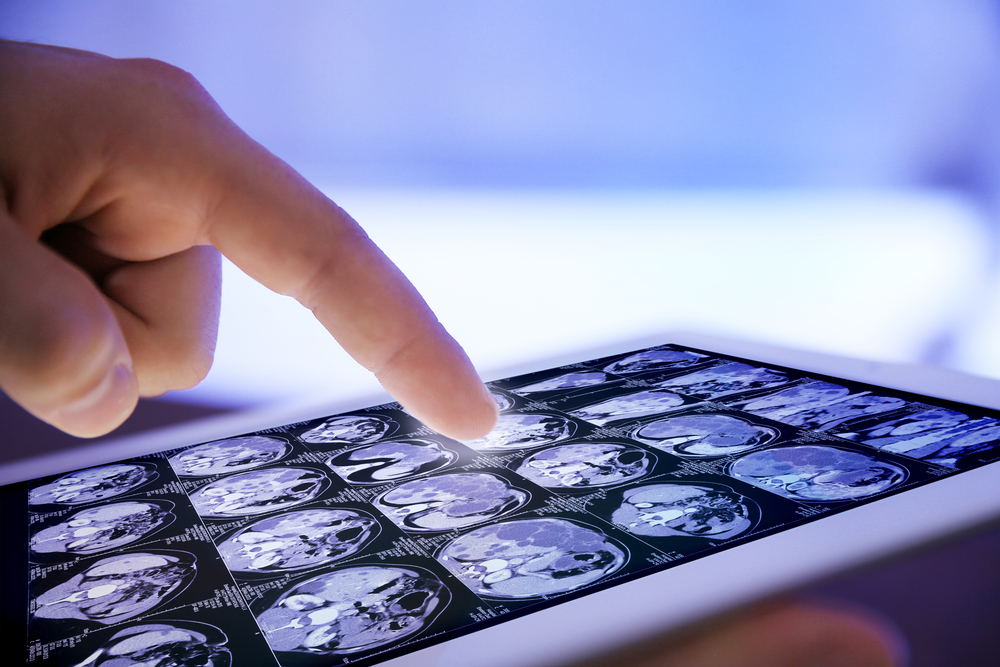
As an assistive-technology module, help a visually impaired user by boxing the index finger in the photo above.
[204,139,498,441]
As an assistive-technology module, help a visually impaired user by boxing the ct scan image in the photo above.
[568,389,687,426]
[736,382,905,430]
[29,463,159,508]
[490,391,515,412]
[64,620,233,667]
[652,362,788,399]
[462,413,577,451]
[168,436,292,478]
[607,481,759,541]
[631,414,779,457]
[325,439,459,485]
[31,550,197,626]
[30,500,176,559]
[602,349,708,374]
[835,408,1000,468]
[727,444,907,501]
[217,508,381,573]
[190,467,331,518]
[511,442,655,490]
[372,472,530,533]
[298,415,398,446]
[510,371,609,395]
[254,565,449,659]
[436,517,627,599]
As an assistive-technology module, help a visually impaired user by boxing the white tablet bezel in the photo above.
[4,332,999,667]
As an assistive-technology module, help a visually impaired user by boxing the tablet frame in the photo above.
[4,332,999,667]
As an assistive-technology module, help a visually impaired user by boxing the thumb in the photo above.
[0,215,138,437]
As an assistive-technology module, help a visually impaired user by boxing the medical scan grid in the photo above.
[4,344,1000,667]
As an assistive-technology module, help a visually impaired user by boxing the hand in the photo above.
[0,40,498,440]
[570,600,905,667]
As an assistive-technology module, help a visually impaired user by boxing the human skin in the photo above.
[0,40,497,440]
[0,42,903,666]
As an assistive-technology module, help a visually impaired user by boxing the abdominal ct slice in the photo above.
[30,500,175,558]
[190,467,330,517]
[437,518,627,599]
[603,349,707,374]
[29,464,157,507]
[74,621,231,667]
[609,482,758,540]
[218,508,380,572]
[33,550,197,625]
[326,439,459,485]
[513,443,654,489]
[512,371,608,394]
[373,472,530,532]
[299,415,396,445]
[256,565,449,656]
[727,445,907,501]
[463,413,576,451]
[631,414,778,457]
[167,436,290,477]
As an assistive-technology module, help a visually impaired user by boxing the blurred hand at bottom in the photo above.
[570,599,905,667]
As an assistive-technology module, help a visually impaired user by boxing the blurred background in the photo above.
[4,0,1000,409]
[2,2,999,664]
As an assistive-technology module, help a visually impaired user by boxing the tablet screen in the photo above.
[5,343,999,667]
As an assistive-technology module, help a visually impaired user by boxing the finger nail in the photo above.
[52,361,138,437]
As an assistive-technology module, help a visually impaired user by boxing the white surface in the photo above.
[172,188,995,409]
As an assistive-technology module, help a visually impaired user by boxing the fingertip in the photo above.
[373,333,498,442]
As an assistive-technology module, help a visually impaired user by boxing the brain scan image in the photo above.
[437,518,627,598]
[655,363,788,399]
[326,439,459,485]
[609,483,757,540]
[512,443,654,490]
[463,413,576,451]
[299,415,396,445]
[190,468,330,518]
[728,445,907,501]
[217,508,380,573]
[373,473,529,532]
[32,551,196,625]
[568,389,685,426]
[29,464,157,507]
[490,391,515,412]
[631,414,778,457]
[874,416,1000,468]
[603,349,707,374]
[168,436,290,477]
[512,371,608,394]
[256,565,448,657]
[70,621,231,667]
[30,501,175,557]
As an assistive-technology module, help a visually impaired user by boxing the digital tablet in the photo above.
[3,336,999,667]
